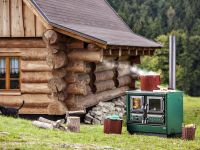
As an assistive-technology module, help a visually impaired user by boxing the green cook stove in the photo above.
[126,90,183,137]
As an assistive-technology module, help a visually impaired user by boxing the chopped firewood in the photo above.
[32,121,54,129]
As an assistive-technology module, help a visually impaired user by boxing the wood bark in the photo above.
[0,0,10,37]
[47,101,67,115]
[21,72,53,83]
[52,68,67,78]
[0,94,52,108]
[21,48,48,61]
[32,121,54,129]
[43,29,63,45]
[11,0,24,37]
[68,49,103,62]
[67,117,80,133]
[0,38,46,48]
[66,61,91,73]
[65,73,90,84]
[21,60,51,72]
[48,77,67,93]
[66,81,88,95]
[95,80,115,93]
[46,51,67,69]
[95,63,115,72]
[38,117,58,127]
[94,70,114,82]
[21,83,51,94]
[117,69,131,77]
[48,92,67,102]
[118,75,136,88]
[67,40,84,49]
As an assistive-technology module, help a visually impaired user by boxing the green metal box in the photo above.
[126,90,183,137]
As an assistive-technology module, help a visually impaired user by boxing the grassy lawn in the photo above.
[0,96,200,150]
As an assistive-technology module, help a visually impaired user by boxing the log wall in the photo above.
[0,0,46,37]
[0,29,140,115]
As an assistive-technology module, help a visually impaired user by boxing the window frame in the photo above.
[0,56,21,91]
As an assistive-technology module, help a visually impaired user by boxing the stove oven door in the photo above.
[130,96,144,113]
[130,113,144,123]
[147,96,164,114]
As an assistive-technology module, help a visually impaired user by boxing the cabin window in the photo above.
[0,57,20,90]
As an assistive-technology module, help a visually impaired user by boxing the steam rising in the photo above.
[102,60,158,76]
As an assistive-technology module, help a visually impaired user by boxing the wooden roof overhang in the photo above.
[24,0,162,53]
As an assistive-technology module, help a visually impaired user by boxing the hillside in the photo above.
[0,96,199,149]
[107,0,200,96]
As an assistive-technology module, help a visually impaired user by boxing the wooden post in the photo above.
[67,117,80,133]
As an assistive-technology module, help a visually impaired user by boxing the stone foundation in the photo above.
[84,96,126,125]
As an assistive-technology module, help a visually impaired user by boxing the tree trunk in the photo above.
[66,61,91,73]
[68,49,103,62]
[67,117,80,133]
[46,51,67,69]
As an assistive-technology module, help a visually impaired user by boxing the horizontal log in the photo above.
[118,76,134,88]
[118,61,131,70]
[66,61,91,73]
[43,29,66,45]
[21,48,48,60]
[66,82,89,95]
[48,92,67,102]
[0,94,53,108]
[95,80,115,93]
[47,101,67,115]
[95,62,115,72]
[21,83,51,94]
[46,51,67,69]
[65,86,129,111]
[117,69,131,77]
[87,44,101,51]
[19,107,48,114]
[32,121,54,129]
[65,73,90,84]
[21,72,53,83]
[48,78,67,93]
[95,70,114,82]
[68,49,103,62]
[0,38,46,48]
[67,40,84,49]
[21,60,51,72]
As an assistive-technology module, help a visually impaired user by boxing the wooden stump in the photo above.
[67,117,80,133]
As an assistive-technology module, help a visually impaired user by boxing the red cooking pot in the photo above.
[140,75,160,91]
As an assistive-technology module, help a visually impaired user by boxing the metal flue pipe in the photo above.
[169,35,176,90]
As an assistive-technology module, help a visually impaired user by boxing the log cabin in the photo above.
[0,0,162,115]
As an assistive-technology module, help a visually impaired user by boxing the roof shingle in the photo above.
[31,0,162,48]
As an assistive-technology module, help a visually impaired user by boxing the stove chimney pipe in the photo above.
[169,35,176,90]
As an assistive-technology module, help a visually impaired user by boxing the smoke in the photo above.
[102,60,158,76]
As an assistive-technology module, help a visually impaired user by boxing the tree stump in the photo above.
[67,117,80,133]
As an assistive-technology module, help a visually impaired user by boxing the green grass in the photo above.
[0,96,200,150]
